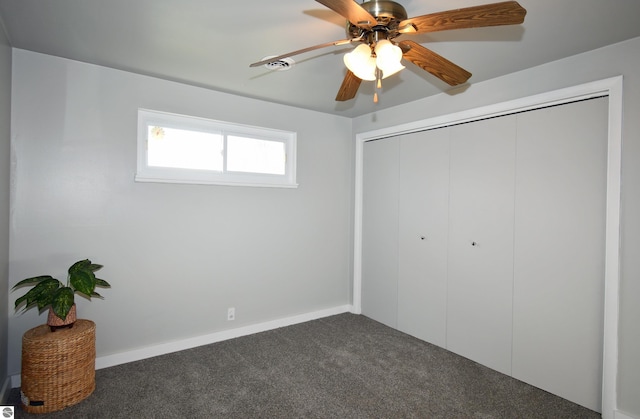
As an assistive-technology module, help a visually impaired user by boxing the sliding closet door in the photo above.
[362,138,399,328]
[512,97,608,412]
[397,129,450,347]
[446,116,517,375]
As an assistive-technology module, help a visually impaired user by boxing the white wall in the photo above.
[0,16,12,402]
[354,36,640,418]
[7,49,354,377]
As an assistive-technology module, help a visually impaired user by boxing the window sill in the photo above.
[134,174,299,188]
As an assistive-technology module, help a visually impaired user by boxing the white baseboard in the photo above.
[616,409,639,419]
[0,375,11,404]
[10,304,354,388]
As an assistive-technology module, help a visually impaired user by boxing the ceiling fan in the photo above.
[250,0,527,102]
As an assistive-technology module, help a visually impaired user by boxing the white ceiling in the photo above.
[1,0,639,118]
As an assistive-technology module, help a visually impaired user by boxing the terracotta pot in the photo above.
[47,304,77,327]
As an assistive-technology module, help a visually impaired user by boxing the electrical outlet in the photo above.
[227,307,235,321]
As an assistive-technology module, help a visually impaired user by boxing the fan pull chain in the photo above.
[374,68,382,103]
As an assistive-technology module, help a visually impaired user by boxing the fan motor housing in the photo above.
[346,0,408,39]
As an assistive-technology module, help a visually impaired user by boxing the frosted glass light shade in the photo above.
[375,40,405,79]
[379,60,405,79]
[343,44,376,81]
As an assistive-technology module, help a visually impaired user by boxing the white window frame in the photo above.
[136,109,298,188]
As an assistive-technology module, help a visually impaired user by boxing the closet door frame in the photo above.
[352,76,622,419]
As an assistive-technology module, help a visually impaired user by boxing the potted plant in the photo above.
[12,259,110,328]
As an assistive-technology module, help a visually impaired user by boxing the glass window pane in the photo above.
[147,126,223,171]
[137,109,296,187]
[227,136,286,175]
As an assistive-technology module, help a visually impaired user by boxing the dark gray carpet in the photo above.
[8,313,600,418]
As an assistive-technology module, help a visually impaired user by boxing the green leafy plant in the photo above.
[13,259,111,320]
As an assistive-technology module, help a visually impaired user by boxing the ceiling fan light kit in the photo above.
[343,39,405,86]
[251,0,526,103]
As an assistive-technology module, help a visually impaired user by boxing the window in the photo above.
[136,109,297,187]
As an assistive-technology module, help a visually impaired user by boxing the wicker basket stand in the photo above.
[20,319,96,413]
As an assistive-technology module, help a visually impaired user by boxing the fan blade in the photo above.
[399,1,526,34]
[316,0,377,29]
[250,39,355,67]
[399,40,471,86]
[336,70,362,101]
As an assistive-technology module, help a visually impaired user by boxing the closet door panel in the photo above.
[397,128,450,347]
[362,138,400,328]
[447,116,517,375]
[512,97,608,412]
